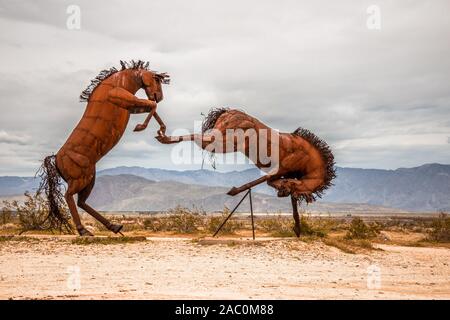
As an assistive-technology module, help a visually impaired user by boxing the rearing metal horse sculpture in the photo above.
[38,60,169,236]
[157,108,336,236]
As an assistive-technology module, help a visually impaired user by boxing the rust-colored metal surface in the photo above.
[157,108,336,236]
[39,60,169,236]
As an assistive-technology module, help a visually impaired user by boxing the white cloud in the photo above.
[0,130,30,145]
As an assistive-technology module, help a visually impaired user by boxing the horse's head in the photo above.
[117,60,170,103]
[140,69,170,103]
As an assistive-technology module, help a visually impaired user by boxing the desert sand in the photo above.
[0,236,449,300]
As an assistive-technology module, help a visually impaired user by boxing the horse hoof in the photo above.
[77,227,94,237]
[293,225,301,237]
[108,223,123,234]
[277,190,290,197]
[133,124,145,132]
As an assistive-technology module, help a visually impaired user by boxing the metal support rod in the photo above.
[249,189,255,240]
[213,189,250,237]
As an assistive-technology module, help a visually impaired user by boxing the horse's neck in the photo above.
[104,70,140,94]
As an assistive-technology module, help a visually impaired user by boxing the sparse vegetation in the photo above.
[323,237,376,254]
[345,217,380,240]
[0,235,40,243]
[2,192,73,234]
[258,215,294,237]
[206,207,243,235]
[298,215,328,237]
[166,206,203,233]
[427,212,450,243]
[143,216,168,232]
[142,206,205,233]
[0,206,13,224]
[71,236,147,245]
[0,198,448,250]
[258,214,334,238]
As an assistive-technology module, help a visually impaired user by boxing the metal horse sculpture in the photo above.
[157,108,336,237]
[37,60,169,236]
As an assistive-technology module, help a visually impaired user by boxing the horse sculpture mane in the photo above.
[80,60,170,102]
[202,107,230,132]
[291,127,336,200]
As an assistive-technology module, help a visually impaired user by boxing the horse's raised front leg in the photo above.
[156,133,214,148]
[134,112,166,136]
[107,87,157,132]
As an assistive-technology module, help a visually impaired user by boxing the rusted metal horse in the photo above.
[38,60,169,236]
[157,108,336,236]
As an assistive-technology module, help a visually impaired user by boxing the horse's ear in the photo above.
[120,60,126,70]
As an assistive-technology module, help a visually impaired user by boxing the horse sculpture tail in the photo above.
[36,155,73,233]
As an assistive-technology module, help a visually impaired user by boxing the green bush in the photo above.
[299,215,327,237]
[258,215,294,237]
[0,205,13,224]
[165,206,204,233]
[427,213,450,243]
[345,217,380,240]
[143,217,168,232]
[206,207,242,234]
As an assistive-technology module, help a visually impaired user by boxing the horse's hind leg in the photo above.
[291,195,301,237]
[65,190,93,237]
[77,176,123,234]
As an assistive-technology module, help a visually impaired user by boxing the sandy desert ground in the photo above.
[0,235,449,300]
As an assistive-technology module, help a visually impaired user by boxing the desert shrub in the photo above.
[165,206,203,233]
[427,213,450,243]
[0,205,13,224]
[206,207,242,235]
[72,236,147,245]
[299,215,327,237]
[381,218,427,233]
[345,217,380,240]
[0,235,39,243]
[143,216,169,232]
[257,214,329,238]
[2,192,72,234]
[258,215,294,237]
[118,218,144,232]
[323,237,375,254]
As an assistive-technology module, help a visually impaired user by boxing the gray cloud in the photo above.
[0,0,449,175]
[0,131,30,145]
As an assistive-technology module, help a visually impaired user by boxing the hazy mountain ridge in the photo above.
[88,174,405,213]
[0,176,39,196]
[97,166,268,192]
[325,164,450,211]
[0,163,449,211]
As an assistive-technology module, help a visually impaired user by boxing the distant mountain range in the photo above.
[0,163,449,212]
[89,174,408,213]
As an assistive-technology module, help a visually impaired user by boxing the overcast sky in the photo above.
[0,0,449,176]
